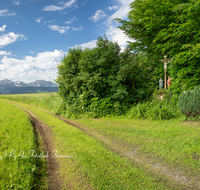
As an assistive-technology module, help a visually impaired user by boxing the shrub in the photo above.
[128,90,178,120]
[178,86,200,118]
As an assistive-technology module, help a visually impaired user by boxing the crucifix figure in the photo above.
[159,55,170,89]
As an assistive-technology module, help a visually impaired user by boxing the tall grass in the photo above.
[127,93,180,120]
[0,101,37,189]
[0,92,63,115]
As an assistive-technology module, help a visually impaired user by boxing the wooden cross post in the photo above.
[159,55,170,89]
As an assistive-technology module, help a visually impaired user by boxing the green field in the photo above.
[0,100,47,189]
[0,93,200,189]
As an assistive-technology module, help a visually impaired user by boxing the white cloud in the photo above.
[48,25,70,34]
[77,0,133,51]
[0,51,11,56]
[43,0,76,11]
[12,0,20,5]
[89,10,107,23]
[77,40,97,49]
[35,17,43,23]
[48,20,54,23]
[105,0,133,49]
[0,10,16,17]
[72,26,83,31]
[0,25,6,32]
[65,16,76,24]
[0,32,26,48]
[0,50,66,83]
[108,5,119,11]
[30,51,34,54]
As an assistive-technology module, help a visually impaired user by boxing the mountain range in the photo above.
[0,79,58,94]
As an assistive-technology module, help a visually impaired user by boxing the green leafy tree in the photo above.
[56,36,141,117]
[116,0,200,94]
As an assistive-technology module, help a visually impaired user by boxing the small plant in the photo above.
[178,86,200,118]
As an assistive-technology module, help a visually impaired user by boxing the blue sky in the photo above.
[0,0,132,83]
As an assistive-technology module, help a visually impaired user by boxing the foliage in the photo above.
[56,36,148,118]
[115,0,200,94]
[128,90,179,120]
[178,86,200,118]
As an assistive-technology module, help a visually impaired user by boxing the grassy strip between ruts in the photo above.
[0,100,47,189]
[3,99,175,190]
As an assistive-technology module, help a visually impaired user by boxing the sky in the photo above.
[0,0,133,83]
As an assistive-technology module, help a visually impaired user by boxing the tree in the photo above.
[116,0,200,94]
[56,36,141,116]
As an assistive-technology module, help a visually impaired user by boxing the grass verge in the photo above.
[0,100,47,189]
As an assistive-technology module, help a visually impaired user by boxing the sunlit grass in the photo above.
[3,100,174,190]
[0,100,48,189]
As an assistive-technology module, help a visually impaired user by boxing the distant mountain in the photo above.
[28,80,57,87]
[0,79,58,94]
[0,79,16,89]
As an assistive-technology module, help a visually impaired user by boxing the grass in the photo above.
[0,92,61,114]
[0,100,47,189]
[75,117,200,182]
[2,100,176,190]
[1,93,200,189]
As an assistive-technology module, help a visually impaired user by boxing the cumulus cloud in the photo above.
[0,32,26,48]
[0,50,66,83]
[0,10,16,17]
[65,16,76,24]
[89,10,107,23]
[77,40,97,49]
[35,17,43,23]
[48,25,70,34]
[12,0,20,5]
[72,26,83,31]
[43,0,76,11]
[0,25,6,32]
[105,0,133,49]
[108,5,119,11]
[0,51,11,56]
[77,0,133,51]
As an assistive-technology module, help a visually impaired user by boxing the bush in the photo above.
[178,86,200,118]
[128,90,178,120]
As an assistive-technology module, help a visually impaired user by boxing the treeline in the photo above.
[56,36,158,117]
[56,0,200,119]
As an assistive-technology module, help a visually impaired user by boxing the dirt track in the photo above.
[15,105,62,190]
[6,101,200,190]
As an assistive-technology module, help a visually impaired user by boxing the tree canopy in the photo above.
[116,0,200,94]
[56,36,149,117]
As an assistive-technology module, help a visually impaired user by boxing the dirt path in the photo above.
[15,105,62,190]
[5,100,200,190]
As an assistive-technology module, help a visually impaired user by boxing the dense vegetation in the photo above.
[54,0,200,119]
[178,86,200,118]
[116,0,200,95]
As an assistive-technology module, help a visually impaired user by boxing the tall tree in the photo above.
[116,0,200,94]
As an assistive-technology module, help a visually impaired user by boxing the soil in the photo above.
[14,105,62,190]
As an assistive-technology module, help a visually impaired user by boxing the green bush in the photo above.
[128,90,178,120]
[178,86,200,118]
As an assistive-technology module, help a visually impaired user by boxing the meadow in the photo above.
[0,100,47,189]
[0,93,200,189]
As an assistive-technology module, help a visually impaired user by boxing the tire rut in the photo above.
[4,100,200,190]
[12,105,62,190]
